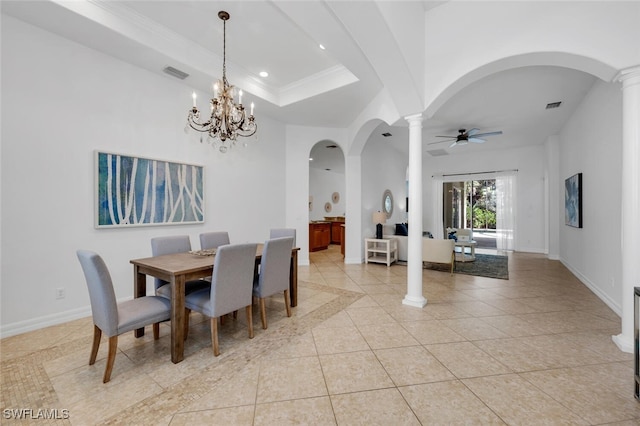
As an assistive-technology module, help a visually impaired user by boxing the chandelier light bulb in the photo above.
[192,92,197,107]
[239,90,243,104]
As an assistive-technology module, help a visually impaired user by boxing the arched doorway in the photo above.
[308,140,346,255]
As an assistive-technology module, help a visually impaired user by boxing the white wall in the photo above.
[0,16,287,336]
[559,79,623,312]
[309,169,345,221]
[423,144,547,253]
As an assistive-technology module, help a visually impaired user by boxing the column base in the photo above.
[402,295,427,308]
[612,333,633,354]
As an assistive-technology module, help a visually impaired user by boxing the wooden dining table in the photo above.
[130,244,299,363]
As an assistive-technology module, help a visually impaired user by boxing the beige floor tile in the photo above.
[425,341,512,378]
[331,388,420,425]
[179,362,260,412]
[65,373,164,425]
[400,380,506,424]
[439,317,511,340]
[463,374,589,425]
[170,405,255,425]
[401,320,466,345]
[520,364,640,424]
[356,322,419,350]
[374,346,455,386]
[254,396,336,426]
[256,356,327,403]
[312,325,369,354]
[345,306,395,326]
[319,350,394,394]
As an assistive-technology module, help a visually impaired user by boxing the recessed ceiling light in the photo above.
[309,157,313,161]
[259,71,269,78]
[319,44,326,50]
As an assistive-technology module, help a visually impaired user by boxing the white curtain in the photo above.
[495,172,517,251]
[432,175,444,239]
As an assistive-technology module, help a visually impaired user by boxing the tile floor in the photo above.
[1,245,639,425]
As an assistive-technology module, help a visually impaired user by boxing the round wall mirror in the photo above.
[382,189,393,219]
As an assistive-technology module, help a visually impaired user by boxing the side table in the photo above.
[364,237,398,266]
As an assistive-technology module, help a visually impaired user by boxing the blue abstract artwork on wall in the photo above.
[564,172,582,228]
[95,151,204,227]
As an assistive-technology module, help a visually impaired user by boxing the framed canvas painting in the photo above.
[564,172,582,228]
[95,151,204,228]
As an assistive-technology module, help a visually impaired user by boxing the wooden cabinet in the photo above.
[331,221,343,244]
[309,222,331,252]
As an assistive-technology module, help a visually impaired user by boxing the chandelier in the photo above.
[187,11,257,153]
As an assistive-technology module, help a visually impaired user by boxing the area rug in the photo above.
[423,253,509,280]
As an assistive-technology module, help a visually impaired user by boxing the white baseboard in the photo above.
[0,305,92,339]
[560,257,621,316]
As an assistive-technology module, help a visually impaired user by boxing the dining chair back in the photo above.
[150,235,209,299]
[184,243,258,356]
[76,250,171,383]
[269,228,296,247]
[253,236,294,329]
[199,231,230,250]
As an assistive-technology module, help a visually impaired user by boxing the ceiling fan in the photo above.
[429,128,503,148]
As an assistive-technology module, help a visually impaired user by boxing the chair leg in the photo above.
[153,323,160,340]
[103,336,118,383]
[284,289,291,317]
[259,298,267,329]
[211,317,220,356]
[246,305,254,339]
[183,308,191,341]
[89,325,101,366]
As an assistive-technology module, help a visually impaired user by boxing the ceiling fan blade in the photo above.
[466,128,481,136]
[472,131,503,138]
[428,138,455,145]
[449,141,458,148]
[435,135,456,138]
[468,138,486,143]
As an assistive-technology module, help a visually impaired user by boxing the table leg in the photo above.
[290,250,298,307]
[133,266,146,338]
[171,275,186,364]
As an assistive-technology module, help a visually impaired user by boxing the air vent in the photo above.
[382,132,392,137]
[427,149,449,157]
[545,101,562,109]
[163,66,189,80]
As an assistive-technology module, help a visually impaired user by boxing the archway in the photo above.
[308,140,346,255]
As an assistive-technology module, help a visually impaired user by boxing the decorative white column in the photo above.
[403,113,427,308]
[613,66,640,353]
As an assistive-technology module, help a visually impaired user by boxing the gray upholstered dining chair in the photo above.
[269,228,296,247]
[253,237,294,329]
[150,235,210,299]
[76,250,171,383]
[183,243,258,356]
[151,235,210,339]
[199,231,230,250]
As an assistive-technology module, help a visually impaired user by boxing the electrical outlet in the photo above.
[55,287,65,299]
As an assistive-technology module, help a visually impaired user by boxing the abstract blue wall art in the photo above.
[95,151,204,228]
[564,172,582,228]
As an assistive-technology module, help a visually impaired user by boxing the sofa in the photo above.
[384,233,455,274]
